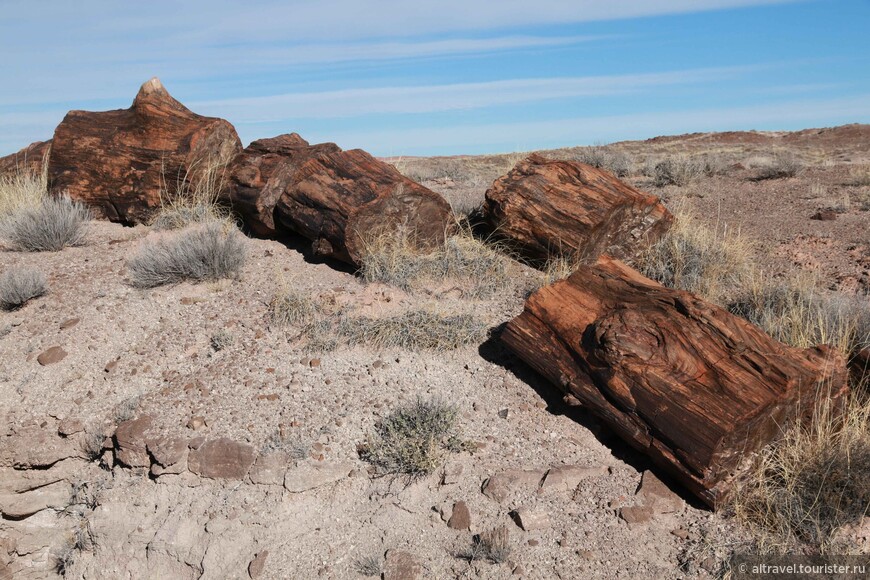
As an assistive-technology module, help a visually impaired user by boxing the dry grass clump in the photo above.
[360,397,470,476]
[127,222,247,288]
[755,152,804,180]
[729,275,870,357]
[359,230,509,299]
[572,145,633,177]
[0,195,90,252]
[634,207,753,304]
[848,164,870,185]
[458,525,513,564]
[353,555,383,577]
[0,267,48,310]
[0,170,46,217]
[151,156,235,230]
[732,392,870,554]
[338,308,486,351]
[653,155,705,187]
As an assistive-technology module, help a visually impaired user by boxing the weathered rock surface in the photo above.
[0,140,51,178]
[481,469,544,503]
[510,507,551,531]
[114,415,154,468]
[187,438,256,480]
[501,256,848,507]
[0,480,71,518]
[538,464,608,495]
[283,461,352,493]
[224,134,340,237]
[47,77,242,224]
[36,346,67,366]
[481,154,673,262]
[447,500,471,530]
[273,147,454,265]
[248,451,289,485]
[383,549,422,580]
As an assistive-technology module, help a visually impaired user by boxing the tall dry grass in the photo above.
[0,170,46,217]
[151,155,235,230]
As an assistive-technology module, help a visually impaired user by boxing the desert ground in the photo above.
[1,124,869,580]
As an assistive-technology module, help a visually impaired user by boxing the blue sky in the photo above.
[1,0,868,156]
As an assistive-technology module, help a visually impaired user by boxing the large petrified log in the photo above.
[224,133,340,237]
[273,147,454,265]
[501,257,848,507]
[482,154,673,262]
[0,140,51,179]
[47,77,242,224]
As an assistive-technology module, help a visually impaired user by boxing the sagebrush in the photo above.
[0,267,48,310]
[127,222,247,288]
[0,195,90,252]
[360,398,470,476]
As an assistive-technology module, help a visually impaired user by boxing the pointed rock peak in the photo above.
[132,77,190,114]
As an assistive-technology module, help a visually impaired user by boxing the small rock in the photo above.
[309,358,321,367]
[482,469,545,503]
[637,470,683,514]
[512,564,525,576]
[104,358,119,373]
[248,550,269,579]
[498,408,509,419]
[58,418,84,436]
[442,463,464,485]
[383,550,421,580]
[812,209,838,221]
[539,464,608,495]
[59,317,80,330]
[188,438,257,479]
[37,346,67,366]
[619,506,653,525]
[249,451,289,486]
[671,528,689,540]
[187,416,207,431]
[510,507,550,531]
[114,415,153,467]
[527,539,539,547]
[447,501,471,530]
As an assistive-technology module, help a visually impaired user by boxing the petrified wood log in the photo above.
[0,140,51,179]
[501,256,848,507]
[273,148,454,265]
[482,154,673,262]
[47,77,242,224]
[224,134,340,237]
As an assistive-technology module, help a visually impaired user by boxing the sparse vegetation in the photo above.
[634,206,754,304]
[360,397,470,476]
[653,156,704,187]
[127,222,247,288]
[0,169,46,217]
[0,266,48,310]
[210,329,234,351]
[353,555,383,577]
[270,288,323,328]
[261,431,310,458]
[732,392,870,554]
[458,525,513,564]
[338,308,487,351]
[359,230,509,299]
[0,195,90,252]
[755,152,804,180]
[848,164,870,187]
[151,155,235,230]
[572,145,633,177]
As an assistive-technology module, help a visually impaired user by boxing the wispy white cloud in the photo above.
[193,65,756,122]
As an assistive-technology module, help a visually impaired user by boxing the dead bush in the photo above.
[360,397,469,476]
[359,229,509,299]
[0,267,48,310]
[338,308,487,351]
[755,152,803,180]
[732,392,870,554]
[0,195,90,252]
[572,145,633,177]
[127,222,247,288]
[0,169,46,217]
[634,206,754,304]
[653,156,704,187]
[458,525,513,564]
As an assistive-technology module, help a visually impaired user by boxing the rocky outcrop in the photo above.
[224,134,340,237]
[0,140,51,178]
[500,256,848,507]
[187,438,256,480]
[481,154,673,262]
[273,147,454,265]
[47,77,242,224]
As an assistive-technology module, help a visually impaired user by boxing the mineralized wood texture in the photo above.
[47,78,242,224]
[0,140,51,178]
[501,257,848,507]
[482,154,673,262]
[274,148,454,265]
[224,134,340,237]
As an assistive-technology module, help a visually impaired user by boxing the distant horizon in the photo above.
[2,0,869,157]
